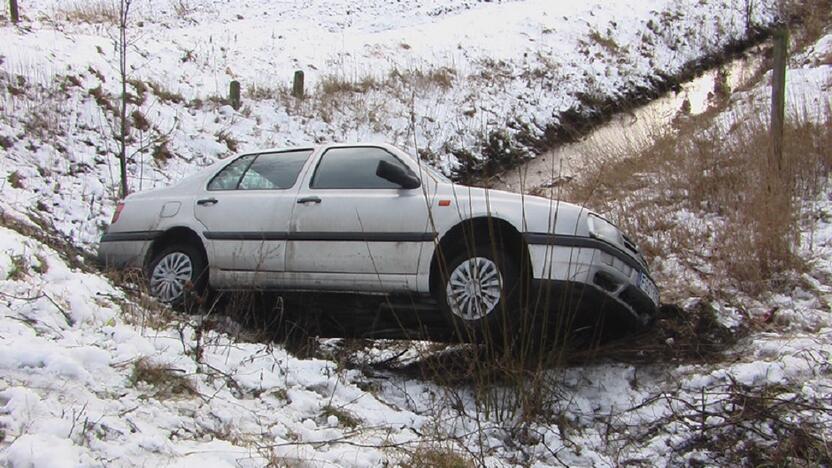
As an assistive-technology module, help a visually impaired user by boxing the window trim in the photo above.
[206,148,315,192]
[308,145,421,190]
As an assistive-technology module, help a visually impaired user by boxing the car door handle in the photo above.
[297,196,321,204]
[197,198,218,206]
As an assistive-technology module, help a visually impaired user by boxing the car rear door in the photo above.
[286,146,431,279]
[194,149,313,273]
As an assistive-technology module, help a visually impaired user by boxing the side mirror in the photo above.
[376,160,420,189]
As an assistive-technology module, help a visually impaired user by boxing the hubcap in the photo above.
[150,252,193,303]
[446,257,503,321]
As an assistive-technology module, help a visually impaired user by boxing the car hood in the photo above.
[436,183,592,236]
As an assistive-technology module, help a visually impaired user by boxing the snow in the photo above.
[1,1,832,466]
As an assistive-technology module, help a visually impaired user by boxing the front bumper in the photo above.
[525,234,659,326]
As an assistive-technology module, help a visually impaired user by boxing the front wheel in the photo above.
[146,243,207,308]
[438,244,520,344]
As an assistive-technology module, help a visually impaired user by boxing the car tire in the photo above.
[146,243,208,310]
[438,244,521,346]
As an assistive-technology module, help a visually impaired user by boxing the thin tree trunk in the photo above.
[118,0,131,199]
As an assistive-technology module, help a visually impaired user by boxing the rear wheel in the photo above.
[147,243,208,309]
[438,244,520,345]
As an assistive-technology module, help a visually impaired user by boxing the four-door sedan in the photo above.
[98,143,659,341]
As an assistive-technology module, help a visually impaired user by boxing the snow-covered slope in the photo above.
[0,0,781,248]
[2,1,831,466]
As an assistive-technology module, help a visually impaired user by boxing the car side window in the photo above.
[311,147,415,189]
[238,150,313,190]
[207,155,255,191]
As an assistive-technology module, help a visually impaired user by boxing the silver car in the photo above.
[98,143,659,340]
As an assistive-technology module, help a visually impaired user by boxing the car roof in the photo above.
[243,142,400,154]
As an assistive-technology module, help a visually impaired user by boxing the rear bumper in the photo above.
[525,235,659,326]
[97,231,160,269]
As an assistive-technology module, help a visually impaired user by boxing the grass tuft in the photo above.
[320,404,360,429]
[400,445,475,468]
[6,254,28,281]
[7,170,23,189]
[55,1,117,24]
[215,130,239,153]
[130,358,197,399]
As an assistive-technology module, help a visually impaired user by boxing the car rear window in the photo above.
[207,155,254,191]
[238,150,313,190]
[208,150,312,191]
[311,146,413,189]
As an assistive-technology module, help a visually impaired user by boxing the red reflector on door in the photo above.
[438,200,451,207]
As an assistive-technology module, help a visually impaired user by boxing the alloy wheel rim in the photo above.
[150,252,193,303]
[446,257,503,321]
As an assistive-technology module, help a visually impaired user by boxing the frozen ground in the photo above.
[1,1,831,466]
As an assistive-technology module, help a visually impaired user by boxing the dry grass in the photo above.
[169,0,194,17]
[130,357,197,398]
[147,81,185,104]
[588,29,622,55]
[613,381,832,466]
[215,129,239,153]
[318,73,379,96]
[400,445,475,468]
[55,1,117,24]
[7,170,23,189]
[320,405,360,429]
[102,269,176,327]
[563,101,832,299]
[6,254,28,281]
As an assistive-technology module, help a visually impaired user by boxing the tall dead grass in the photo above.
[565,100,832,299]
[55,1,117,24]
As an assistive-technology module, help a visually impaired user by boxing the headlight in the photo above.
[587,214,624,247]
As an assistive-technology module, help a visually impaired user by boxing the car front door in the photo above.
[286,146,431,286]
[194,149,313,274]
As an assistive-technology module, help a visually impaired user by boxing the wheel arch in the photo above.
[144,226,208,271]
[429,216,532,297]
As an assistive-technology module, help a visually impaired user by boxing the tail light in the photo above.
[111,202,125,224]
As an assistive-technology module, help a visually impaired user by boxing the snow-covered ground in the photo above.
[1,1,831,466]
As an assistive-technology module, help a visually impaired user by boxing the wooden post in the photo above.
[770,28,788,174]
[229,80,241,110]
[9,0,19,24]
[292,70,304,98]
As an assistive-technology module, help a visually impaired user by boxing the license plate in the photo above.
[638,273,660,305]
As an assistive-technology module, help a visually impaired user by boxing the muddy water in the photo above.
[494,50,765,193]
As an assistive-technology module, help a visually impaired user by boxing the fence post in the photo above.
[9,0,19,23]
[770,28,787,175]
[229,80,241,110]
[292,70,304,98]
